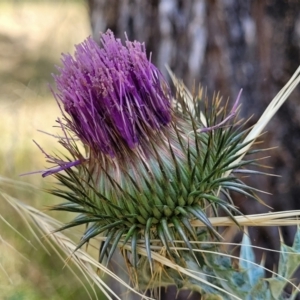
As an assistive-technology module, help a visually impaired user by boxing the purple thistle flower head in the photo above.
[54,30,172,158]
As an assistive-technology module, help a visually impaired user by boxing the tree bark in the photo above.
[87,0,300,298]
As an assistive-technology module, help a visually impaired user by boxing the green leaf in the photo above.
[145,217,153,271]
[240,230,265,287]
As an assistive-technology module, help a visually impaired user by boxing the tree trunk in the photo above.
[87,0,300,298]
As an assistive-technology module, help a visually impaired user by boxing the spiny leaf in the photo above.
[240,229,265,287]
[161,218,176,250]
[185,205,218,238]
[145,217,153,272]
[106,229,125,266]
[75,220,123,251]
[121,224,137,247]
[99,229,117,263]
[131,230,138,269]
[172,217,198,262]
[158,224,171,253]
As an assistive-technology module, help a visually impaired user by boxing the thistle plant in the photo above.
[37,30,300,299]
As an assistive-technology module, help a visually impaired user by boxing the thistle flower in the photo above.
[45,30,269,298]
[54,30,172,159]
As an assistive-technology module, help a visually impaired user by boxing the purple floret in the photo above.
[53,30,172,157]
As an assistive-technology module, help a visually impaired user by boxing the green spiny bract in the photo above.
[50,94,258,261]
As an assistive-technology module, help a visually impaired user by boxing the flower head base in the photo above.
[54,30,172,158]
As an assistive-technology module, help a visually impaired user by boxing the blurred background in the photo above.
[0,1,93,299]
[1,0,300,299]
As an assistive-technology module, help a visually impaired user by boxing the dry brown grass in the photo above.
[0,1,98,299]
